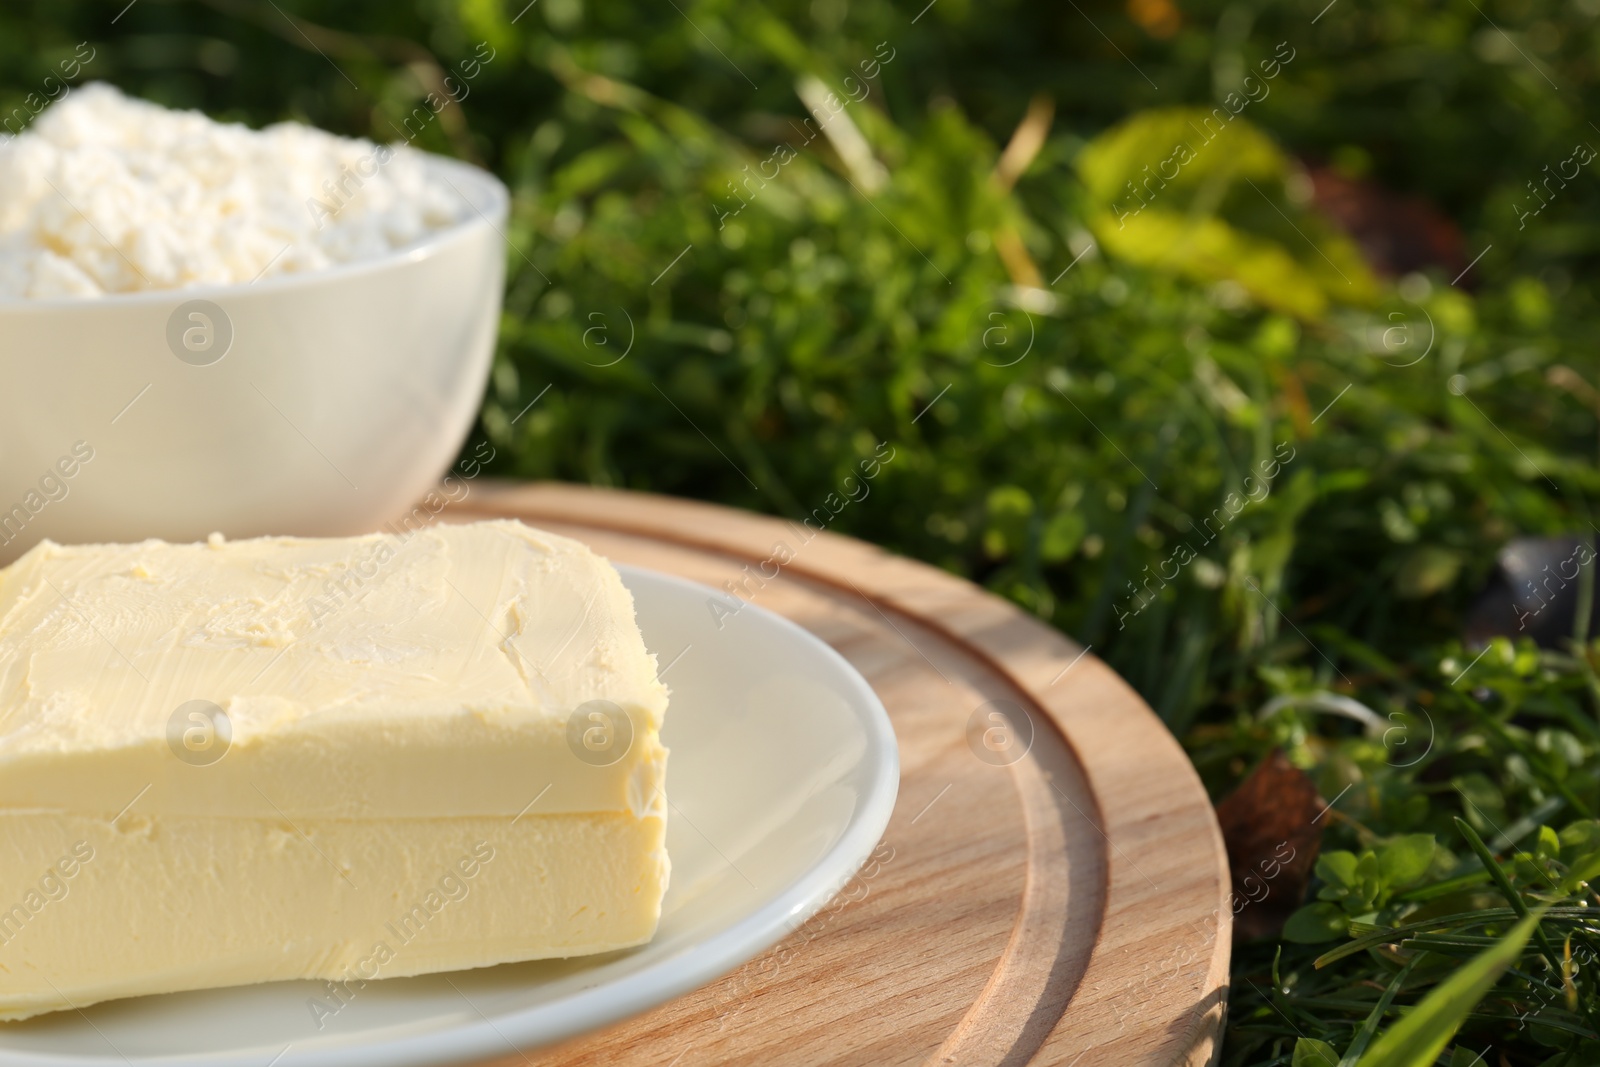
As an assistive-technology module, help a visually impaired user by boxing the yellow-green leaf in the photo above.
[1294,1037,1339,1067]
[1075,107,1379,320]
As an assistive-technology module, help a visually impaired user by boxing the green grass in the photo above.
[7,1,1600,1061]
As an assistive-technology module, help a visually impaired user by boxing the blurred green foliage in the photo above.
[8,0,1600,1061]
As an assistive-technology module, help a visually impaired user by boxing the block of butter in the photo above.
[0,519,668,1021]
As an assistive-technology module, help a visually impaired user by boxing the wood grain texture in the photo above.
[449,483,1231,1067]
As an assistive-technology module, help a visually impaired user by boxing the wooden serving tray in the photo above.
[452,483,1230,1067]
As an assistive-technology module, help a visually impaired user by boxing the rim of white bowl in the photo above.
[0,564,902,1067]
[0,154,510,311]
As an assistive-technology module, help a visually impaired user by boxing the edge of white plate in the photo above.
[0,563,901,1067]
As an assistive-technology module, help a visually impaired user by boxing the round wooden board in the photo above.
[448,482,1231,1067]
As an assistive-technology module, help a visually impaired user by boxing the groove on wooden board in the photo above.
[447,484,1230,1066]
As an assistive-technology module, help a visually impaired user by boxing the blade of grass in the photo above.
[1395,869,1492,903]
[1354,910,1544,1067]
[1337,955,1419,1066]
[1454,817,1562,972]
[1454,818,1600,1037]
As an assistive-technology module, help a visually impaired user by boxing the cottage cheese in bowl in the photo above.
[0,85,507,558]
[0,83,472,298]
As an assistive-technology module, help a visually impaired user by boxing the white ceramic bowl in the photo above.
[0,156,507,563]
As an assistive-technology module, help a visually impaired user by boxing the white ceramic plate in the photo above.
[0,564,900,1067]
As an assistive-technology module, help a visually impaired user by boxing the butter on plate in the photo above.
[0,519,669,1021]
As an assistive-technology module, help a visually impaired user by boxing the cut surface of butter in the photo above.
[0,519,669,1021]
